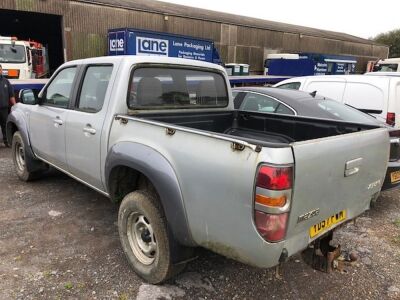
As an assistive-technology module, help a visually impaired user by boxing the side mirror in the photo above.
[19,89,38,105]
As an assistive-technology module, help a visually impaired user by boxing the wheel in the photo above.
[12,131,38,181]
[118,190,186,284]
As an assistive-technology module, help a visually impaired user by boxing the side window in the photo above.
[276,82,301,90]
[275,103,295,115]
[242,93,280,113]
[78,65,113,113]
[44,67,77,108]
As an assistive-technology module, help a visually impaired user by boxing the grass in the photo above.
[64,282,73,290]
[394,219,400,228]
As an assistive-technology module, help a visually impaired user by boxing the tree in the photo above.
[374,29,400,58]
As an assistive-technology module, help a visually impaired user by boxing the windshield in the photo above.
[373,63,398,72]
[0,44,26,63]
[302,99,379,125]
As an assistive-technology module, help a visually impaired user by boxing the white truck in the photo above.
[0,36,49,79]
[8,56,390,283]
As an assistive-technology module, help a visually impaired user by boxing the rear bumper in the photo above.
[382,162,400,191]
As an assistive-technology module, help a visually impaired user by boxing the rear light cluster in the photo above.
[254,165,293,243]
[387,112,396,126]
[389,130,400,161]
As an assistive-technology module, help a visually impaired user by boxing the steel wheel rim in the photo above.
[15,141,25,172]
[127,212,157,265]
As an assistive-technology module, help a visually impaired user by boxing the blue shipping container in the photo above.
[108,28,221,64]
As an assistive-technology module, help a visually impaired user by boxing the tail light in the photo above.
[254,165,293,243]
[387,112,395,126]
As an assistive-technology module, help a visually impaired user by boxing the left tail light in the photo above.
[387,112,396,126]
[254,165,293,243]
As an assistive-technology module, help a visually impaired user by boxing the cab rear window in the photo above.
[128,67,229,109]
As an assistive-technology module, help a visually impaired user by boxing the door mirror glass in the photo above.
[19,89,37,105]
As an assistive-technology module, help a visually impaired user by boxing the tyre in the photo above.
[12,131,39,181]
[118,190,186,284]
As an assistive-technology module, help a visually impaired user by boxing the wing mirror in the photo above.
[19,89,38,105]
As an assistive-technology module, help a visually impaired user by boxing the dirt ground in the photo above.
[0,145,399,300]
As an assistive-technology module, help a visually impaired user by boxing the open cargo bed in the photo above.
[135,110,380,145]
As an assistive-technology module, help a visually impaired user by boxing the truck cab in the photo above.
[374,58,400,72]
[0,36,49,79]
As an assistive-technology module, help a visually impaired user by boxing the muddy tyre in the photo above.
[12,131,39,181]
[118,190,186,284]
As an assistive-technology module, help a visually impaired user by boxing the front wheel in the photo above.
[118,191,186,284]
[12,131,38,181]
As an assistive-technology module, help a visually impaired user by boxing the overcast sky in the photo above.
[160,0,399,39]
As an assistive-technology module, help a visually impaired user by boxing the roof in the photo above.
[78,0,382,45]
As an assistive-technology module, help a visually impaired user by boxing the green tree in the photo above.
[374,29,400,58]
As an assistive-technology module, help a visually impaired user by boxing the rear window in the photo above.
[128,67,229,109]
[276,82,301,90]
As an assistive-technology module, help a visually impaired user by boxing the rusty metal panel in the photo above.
[236,46,250,64]
[282,32,300,52]
[71,31,107,59]
[249,47,263,72]
[0,0,16,10]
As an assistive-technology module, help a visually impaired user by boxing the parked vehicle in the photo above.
[371,58,400,72]
[274,74,400,127]
[8,56,389,283]
[0,36,49,79]
[265,53,357,76]
[233,87,400,192]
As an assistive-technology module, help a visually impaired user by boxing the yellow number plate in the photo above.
[309,210,346,238]
[390,171,400,183]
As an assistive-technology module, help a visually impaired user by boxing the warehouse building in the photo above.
[0,0,389,73]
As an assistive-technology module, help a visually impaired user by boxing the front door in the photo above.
[29,66,78,170]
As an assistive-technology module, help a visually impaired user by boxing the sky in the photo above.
[159,0,400,39]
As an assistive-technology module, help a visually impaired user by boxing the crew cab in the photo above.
[7,56,390,284]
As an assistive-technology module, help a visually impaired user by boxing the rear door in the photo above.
[285,128,389,245]
[342,79,388,124]
[65,64,114,190]
[303,78,346,103]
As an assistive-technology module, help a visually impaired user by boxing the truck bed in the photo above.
[137,110,379,145]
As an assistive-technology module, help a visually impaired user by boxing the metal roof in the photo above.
[78,0,381,45]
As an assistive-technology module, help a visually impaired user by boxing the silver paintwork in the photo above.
[11,56,391,269]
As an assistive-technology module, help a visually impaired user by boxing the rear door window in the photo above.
[77,65,113,113]
[128,67,229,109]
[342,83,384,113]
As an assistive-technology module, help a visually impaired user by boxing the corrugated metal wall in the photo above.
[0,0,389,73]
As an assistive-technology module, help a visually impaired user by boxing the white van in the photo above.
[373,58,400,72]
[274,74,400,127]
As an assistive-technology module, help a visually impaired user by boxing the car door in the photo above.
[29,66,79,170]
[65,64,114,191]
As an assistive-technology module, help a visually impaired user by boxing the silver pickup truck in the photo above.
[7,56,389,284]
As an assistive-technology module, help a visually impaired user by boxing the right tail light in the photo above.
[254,165,293,243]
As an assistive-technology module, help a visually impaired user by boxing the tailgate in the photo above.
[286,128,389,244]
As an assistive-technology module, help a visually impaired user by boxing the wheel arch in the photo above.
[105,142,196,247]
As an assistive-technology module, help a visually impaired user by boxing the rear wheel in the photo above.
[12,131,39,181]
[118,190,186,284]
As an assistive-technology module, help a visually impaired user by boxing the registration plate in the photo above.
[309,210,346,238]
[390,171,400,183]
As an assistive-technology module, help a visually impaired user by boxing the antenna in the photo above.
[310,91,317,98]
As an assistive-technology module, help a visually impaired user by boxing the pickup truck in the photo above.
[7,56,390,284]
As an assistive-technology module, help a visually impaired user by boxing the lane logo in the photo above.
[136,36,169,56]
[109,38,125,52]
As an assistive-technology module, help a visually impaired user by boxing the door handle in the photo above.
[83,125,96,135]
[53,117,63,126]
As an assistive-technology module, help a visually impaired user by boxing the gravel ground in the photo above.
[0,144,399,300]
